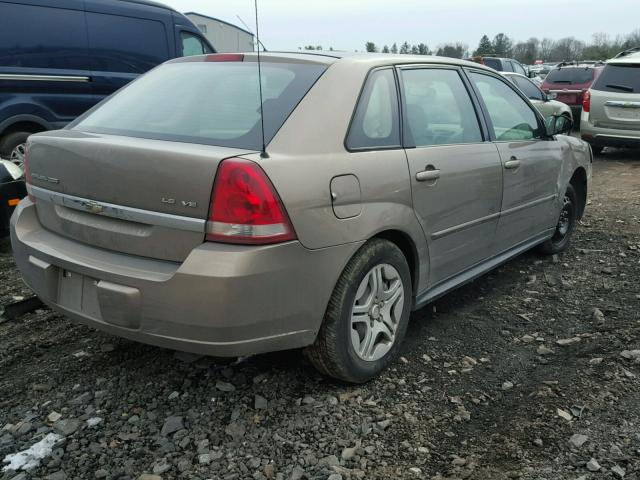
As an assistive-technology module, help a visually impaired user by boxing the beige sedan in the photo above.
[503,72,573,122]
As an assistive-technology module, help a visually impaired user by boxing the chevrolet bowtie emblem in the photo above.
[83,201,104,214]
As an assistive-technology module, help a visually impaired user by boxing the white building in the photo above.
[185,12,254,53]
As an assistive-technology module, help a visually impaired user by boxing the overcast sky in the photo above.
[164,0,639,52]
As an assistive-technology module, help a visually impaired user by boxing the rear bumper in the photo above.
[581,116,640,148]
[10,200,360,356]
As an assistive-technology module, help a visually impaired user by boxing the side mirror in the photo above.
[545,114,573,136]
[546,92,558,101]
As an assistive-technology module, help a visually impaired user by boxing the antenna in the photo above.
[236,14,268,51]
[254,0,268,158]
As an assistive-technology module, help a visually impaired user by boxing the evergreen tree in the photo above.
[390,43,398,54]
[365,42,378,52]
[417,43,430,55]
[411,45,419,54]
[382,45,390,53]
[492,33,512,57]
[474,35,493,56]
[399,41,410,54]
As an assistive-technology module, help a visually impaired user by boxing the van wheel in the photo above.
[304,239,411,383]
[0,132,32,169]
[538,184,577,255]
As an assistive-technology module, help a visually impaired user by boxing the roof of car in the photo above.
[171,51,497,71]
[260,51,496,70]
[116,0,177,11]
[608,50,640,65]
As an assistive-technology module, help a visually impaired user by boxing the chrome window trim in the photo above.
[605,101,640,108]
[0,74,90,82]
[29,185,205,233]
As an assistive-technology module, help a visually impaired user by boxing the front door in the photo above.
[468,70,564,253]
[399,66,503,285]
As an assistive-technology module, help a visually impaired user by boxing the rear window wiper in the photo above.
[606,84,634,92]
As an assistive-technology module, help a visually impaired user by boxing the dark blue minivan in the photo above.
[0,0,214,167]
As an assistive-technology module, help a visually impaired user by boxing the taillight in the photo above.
[23,144,36,203]
[206,158,296,245]
[582,90,591,113]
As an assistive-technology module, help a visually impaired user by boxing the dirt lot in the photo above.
[1,149,639,480]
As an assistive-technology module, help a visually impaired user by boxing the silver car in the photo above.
[11,52,592,382]
[502,72,573,121]
[580,48,640,154]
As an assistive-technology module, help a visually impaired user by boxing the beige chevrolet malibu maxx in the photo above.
[11,52,592,382]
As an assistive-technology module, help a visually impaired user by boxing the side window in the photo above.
[181,32,211,56]
[513,62,527,76]
[514,76,543,101]
[86,13,169,73]
[503,61,514,72]
[469,72,541,141]
[346,69,400,150]
[401,68,483,146]
[0,3,89,70]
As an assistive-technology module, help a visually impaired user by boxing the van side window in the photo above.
[0,3,89,70]
[346,69,401,150]
[86,13,169,73]
[181,32,212,56]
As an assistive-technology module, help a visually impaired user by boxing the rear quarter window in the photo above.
[86,12,169,73]
[592,64,640,93]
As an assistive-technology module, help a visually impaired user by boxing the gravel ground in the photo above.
[1,149,639,480]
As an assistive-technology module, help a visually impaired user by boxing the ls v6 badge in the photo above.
[162,197,197,208]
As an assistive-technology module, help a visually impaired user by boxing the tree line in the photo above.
[473,30,640,63]
[359,29,639,63]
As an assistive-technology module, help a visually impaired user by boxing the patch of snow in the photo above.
[2,433,62,471]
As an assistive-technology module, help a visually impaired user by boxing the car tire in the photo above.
[538,184,577,255]
[304,239,412,383]
[0,132,32,169]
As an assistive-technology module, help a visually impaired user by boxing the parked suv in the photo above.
[0,0,214,165]
[471,56,530,76]
[11,53,591,382]
[540,64,604,118]
[580,48,640,154]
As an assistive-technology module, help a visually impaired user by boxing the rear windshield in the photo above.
[592,64,640,93]
[544,68,594,84]
[483,58,502,71]
[73,61,327,149]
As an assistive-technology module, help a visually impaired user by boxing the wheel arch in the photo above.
[0,115,52,137]
[569,166,588,220]
[372,229,420,298]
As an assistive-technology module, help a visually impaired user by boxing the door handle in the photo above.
[416,168,441,182]
[504,158,521,169]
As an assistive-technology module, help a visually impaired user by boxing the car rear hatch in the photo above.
[543,68,597,105]
[588,62,640,129]
[26,54,329,262]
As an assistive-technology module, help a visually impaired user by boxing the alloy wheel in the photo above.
[9,142,26,170]
[350,264,404,362]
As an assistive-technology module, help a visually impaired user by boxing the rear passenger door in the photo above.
[399,66,503,285]
[467,70,564,253]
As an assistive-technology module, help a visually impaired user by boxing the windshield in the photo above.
[592,64,640,93]
[73,61,327,149]
[544,68,595,85]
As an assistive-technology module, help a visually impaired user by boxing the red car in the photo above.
[540,64,603,117]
